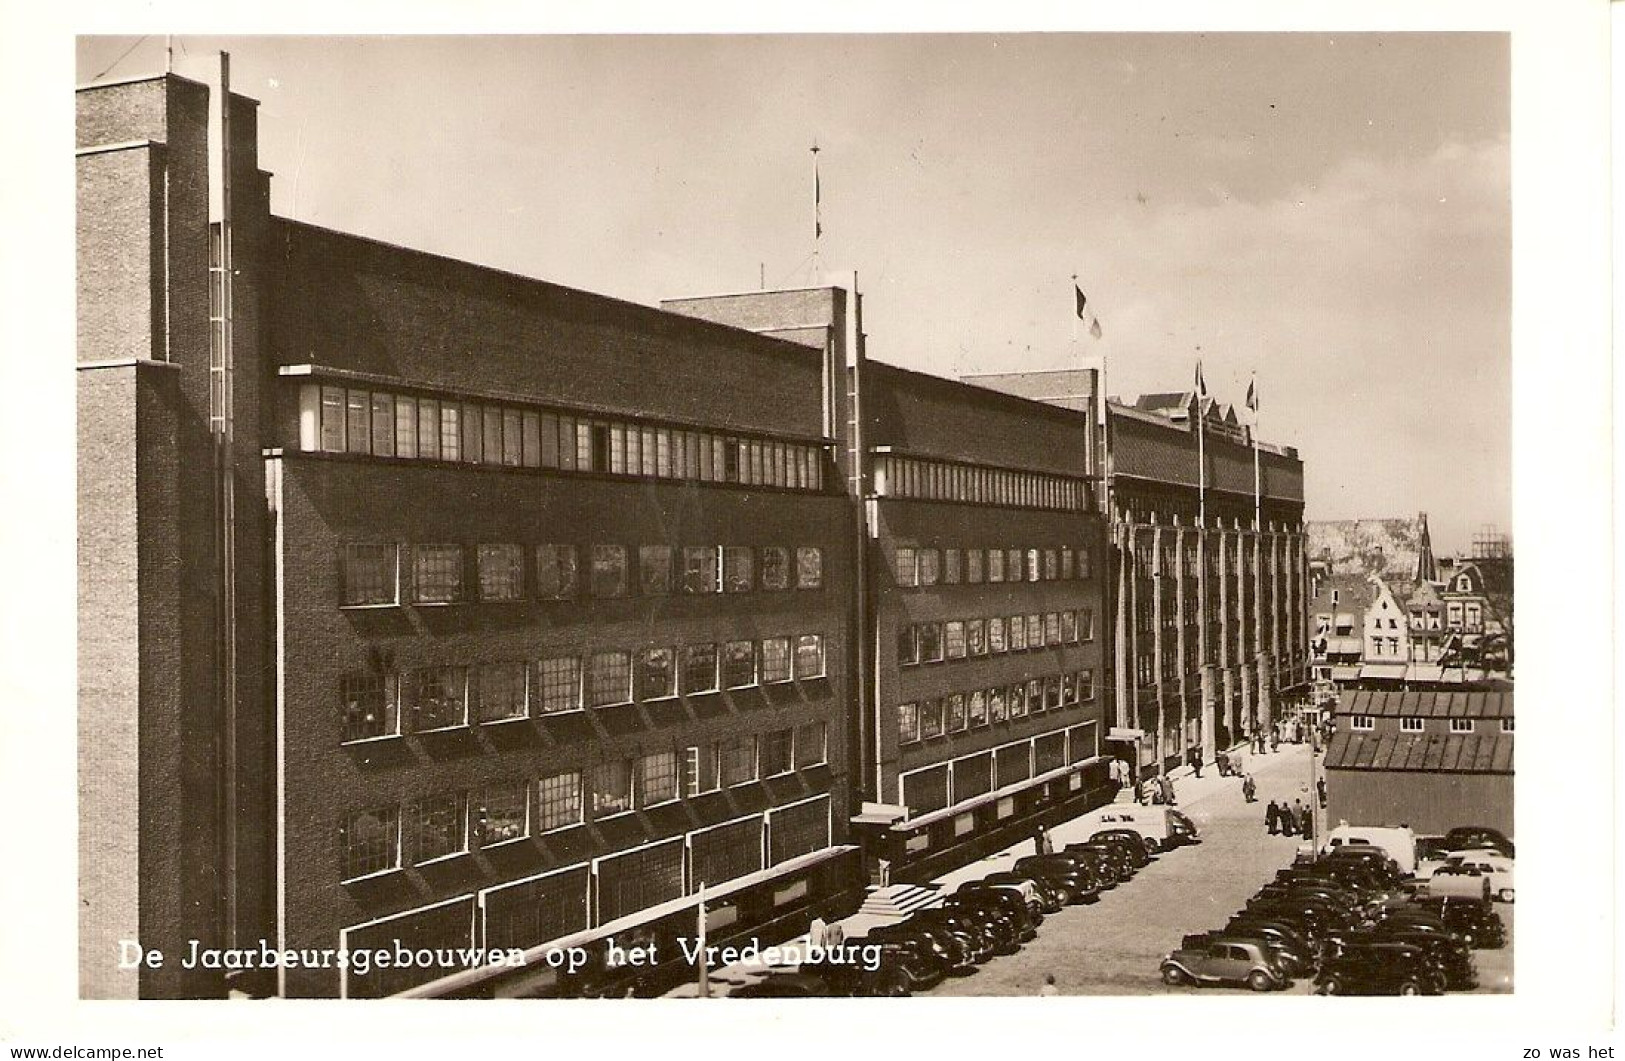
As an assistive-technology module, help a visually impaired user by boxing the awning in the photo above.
[394,844,857,998]
[1359,663,1408,680]
[893,761,1087,833]
[1331,665,1362,681]
[1404,664,1445,683]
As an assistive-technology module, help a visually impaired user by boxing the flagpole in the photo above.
[1196,362,1207,528]
[696,881,710,998]
[810,143,821,284]
[1251,374,1262,532]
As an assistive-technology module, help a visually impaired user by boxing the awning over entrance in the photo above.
[1359,663,1408,680]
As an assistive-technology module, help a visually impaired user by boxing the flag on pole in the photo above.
[1246,376,1258,412]
[812,146,822,241]
[1195,360,1207,398]
[1075,284,1104,339]
[1089,317,1103,340]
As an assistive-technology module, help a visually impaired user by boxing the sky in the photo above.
[78,33,1511,556]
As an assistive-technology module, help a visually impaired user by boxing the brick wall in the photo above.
[272,454,855,996]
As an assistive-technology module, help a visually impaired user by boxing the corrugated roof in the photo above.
[1339,689,1512,719]
[1324,733,1512,774]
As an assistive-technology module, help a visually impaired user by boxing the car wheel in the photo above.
[1397,980,1422,996]
[1161,965,1190,986]
[1498,888,1515,903]
[1247,970,1274,992]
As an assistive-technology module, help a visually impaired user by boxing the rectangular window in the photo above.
[437,403,460,462]
[411,545,463,604]
[609,424,628,474]
[538,771,583,831]
[1044,612,1062,646]
[945,621,967,659]
[1449,718,1474,733]
[897,702,920,744]
[761,729,794,776]
[1061,610,1079,643]
[760,547,790,591]
[795,634,825,679]
[656,430,673,477]
[682,546,719,594]
[638,751,679,806]
[477,544,525,601]
[1008,682,1029,718]
[1351,715,1374,731]
[576,422,594,471]
[480,406,503,465]
[722,546,754,593]
[968,690,988,727]
[796,547,824,589]
[636,647,677,701]
[1009,615,1027,651]
[682,643,719,695]
[397,395,420,459]
[966,549,984,584]
[719,736,757,787]
[943,548,961,584]
[684,745,719,796]
[319,386,347,452]
[1077,546,1092,579]
[897,625,919,666]
[1011,549,1026,582]
[586,651,632,708]
[893,547,918,587]
[987,548,1005,583]
[918,699,944,739]
[521,411,542,467]
[346,390,371,454]
[500,409,522,466]
[919,622,944,662]
[535,545,579,599]
[1060,548,1075,580]
[1062,672,1078,704]
[918,549,941,586]
[341,672,398,743]
[461,402,483,463]
[407,792,467,864]
[536,657,582,714]
[342,543,398,606]
[1026,548,1041,582]
[342,806,399,880]
[1079,608,1095,641]
[1045,675,1062,710]
[473,783,528,847]
[967,618,987,656]
[795,721,828,767]
[405,666,468,732]
[988,686,1008,723]
[475,662,528,723]
[1400,717,1425,733]
[988,616,1006,653]
[761,637,792,683]
[590,545,629,599]
[1027,678,1044,712]
[638,546,673,596]
[1501,718,1514,733]
[946,693,967,731]
[591,760,634,818]
[722,640,757,689]
[370,393,395,457]
[1080,668,1095,700]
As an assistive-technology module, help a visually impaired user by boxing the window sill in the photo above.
[339,602,402,612]
[589,699,635,710]
[409,722,470,736]
[410,600,463,608]
[535,707,587,718]
[341,733,403,748]
[642,796,681,810]
[765,769,796,779]
[538,820,585,836]
[413,849,470,869]
[478,714,530,727]
[342,866,403,886]
[593,809,635,822]
[725,684,759,693]
[477,834,530,851]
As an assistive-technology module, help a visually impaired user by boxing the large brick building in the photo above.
[79,72,862,1000]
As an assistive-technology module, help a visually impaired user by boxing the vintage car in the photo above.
[1406,897,1507,949]
[1160,940,1290,991]
[1424,853,1515,902]
[1441,826,1514,859]
[1314,944,1447,996]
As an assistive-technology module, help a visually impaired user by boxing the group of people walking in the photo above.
[1265,798,1313,838]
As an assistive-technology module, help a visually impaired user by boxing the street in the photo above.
[921,742,1513,996]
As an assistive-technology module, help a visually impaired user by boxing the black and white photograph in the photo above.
[2,2,1614,1057]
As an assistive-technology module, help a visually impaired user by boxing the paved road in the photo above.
[923,742,1513,996]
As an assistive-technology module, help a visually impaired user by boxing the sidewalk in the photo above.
[665,741,1322,996]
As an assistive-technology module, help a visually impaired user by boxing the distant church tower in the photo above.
[1415,511,1439,583]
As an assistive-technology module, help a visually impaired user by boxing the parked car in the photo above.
[1012,855,1100,905]
[974,871,1064,915]
[944,890,1038,944]
[1426,853,1515,903]
[1080,806,1184,855]
[1320,825,1419,876]
[1225,918,1322,970]
[1314,945,1445,996]
[728,971,841,998]
[906,907,1012,960]
[805,940,932,997]
[1442,826,1514,859]
[956,878,1045,926]
[1320,846,1404,883]
[1343,927,1477,990]
[1064,841,1134,884]
[1185,931,1312,978]
[1091,828,1154,867]
[1160,940,1290,991]
[864,920,974,974]
[1407,897,1506,949]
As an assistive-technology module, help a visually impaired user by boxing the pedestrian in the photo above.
[1039,973,1059,997]
[1316,777,1328,809]
[1280,800,1297,836]
[1034,825,1052,856]
[1242,774,1257,803]
[1190,749,1203,778]
[1265,800,1280,835]
[1159,774,1176,806]
[877,857,891,889]
[1292,799,1308,836]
